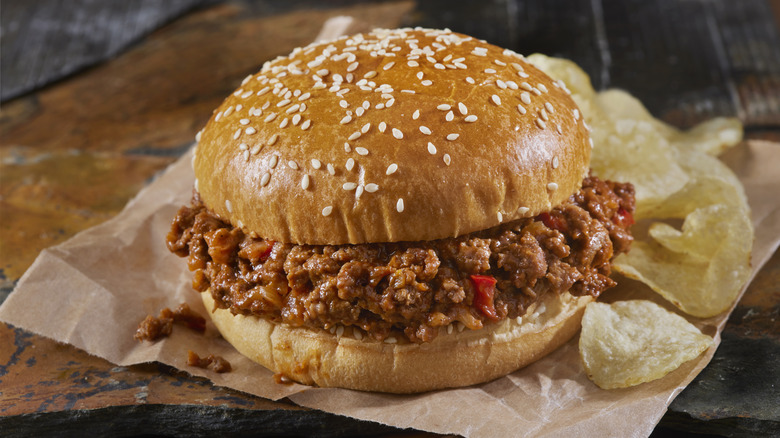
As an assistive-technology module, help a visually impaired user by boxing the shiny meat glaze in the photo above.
[167,175,634,343]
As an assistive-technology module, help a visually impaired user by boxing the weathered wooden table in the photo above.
[1,1,778,436]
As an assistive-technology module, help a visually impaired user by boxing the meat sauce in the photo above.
[167,175,634,343]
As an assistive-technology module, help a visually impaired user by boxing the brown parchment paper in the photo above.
[1,138,778,437]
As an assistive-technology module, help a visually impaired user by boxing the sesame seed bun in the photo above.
[202,289,592,393]
[193,28,591,245]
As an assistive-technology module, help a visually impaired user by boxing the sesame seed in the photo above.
[420,126,432,135]
[518,71,530,78]
[260,172,271,187]
[408,60,419,67]
[355,147,369,156]
[340,115,352,125]
[446,111,454,122]
[552,156,559,168]
[301,120,311,130]
[236,104,243,111]
[466,76,475,84]
[379,122,387,132]
[250,144,261,155]
[517,104,527,115]
[383,61,395,70]
[556,123,563,134]
[496,79,508,89]
[535,119,546,129]
[225,199,233,212]
[401,89,415,94]
[547,182,558,191]
[532,87,542,96]
[298,92,311,101]
[520,82,533,91]
[277,99,291,107]
[538,83,549,93]
[343,182,357,191]
[464,115,478,122]
[589,138,594,148]
[421,80,433,86]
[365,183,379,193]
[215,112,223,122]
[346,158,355,171]
[386,163,398,175]
[288,160,299,170]
[384,336,397,344]
[245,127,257,135]
[266,133,279,145]
[301,174,310,190]
[348,131,361,141]
[434,63,445,70]
[427,142,437,154]
[413,110,420,120]
[484,68,496,74]
[458,102,468,115]
[362,100,370,109]
[339,100,349,109]
[356,107,365,117]
[507,80,518,90]
[437,104,451,111]
[544,102,555,113]
[396,198,405,213]
[540,108,549,121]
[264,113,277,123]
[386,99,395,107]
[361,123,371,133]
[497,211,503,222]
[322,206,333,216]
[257,87,270,96]
[292,114,301,125]
[279,118,289,128]
[346,62,358,72]
[517,206,529,214]
[392,128,403,139]
[286,104,300,114]
[241,91,252,99]
[573,109,580,120]
[311,158,321,169]
[344,142,351,152]
[520,92,531,105]
[491,95,501,105]
[446,133,459,140]
[416,71,424,80]
[327,163,335,175]
[238,143,248,151]
[375,103,385,109]
[239,118,250,125]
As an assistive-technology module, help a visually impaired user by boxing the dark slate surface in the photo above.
[0,0,211,101]
[414,0,780,128]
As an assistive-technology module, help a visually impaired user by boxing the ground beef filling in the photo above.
[167,175,635,343]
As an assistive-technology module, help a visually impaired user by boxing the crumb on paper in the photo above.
[134,302,206,341]
[187,350,232,373]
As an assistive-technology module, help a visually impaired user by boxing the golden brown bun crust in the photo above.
[194,28,591,244]
[202,291,592,393]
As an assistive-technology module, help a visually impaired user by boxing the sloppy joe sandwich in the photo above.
[166,28,635,393]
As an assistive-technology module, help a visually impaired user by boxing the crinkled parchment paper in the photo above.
[2,139,777,437]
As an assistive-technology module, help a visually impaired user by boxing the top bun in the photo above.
[193,28,591,245]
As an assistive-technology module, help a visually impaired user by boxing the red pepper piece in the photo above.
[470,275,499,321]
[538,212,567,232]
[613,208,635,228]
[260,240,275,261]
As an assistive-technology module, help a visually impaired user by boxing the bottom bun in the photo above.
[202,290,592,393]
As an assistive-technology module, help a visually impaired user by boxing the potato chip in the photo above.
[613,204,752,317]
[579,300,713,389]
[533,55,753,319]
